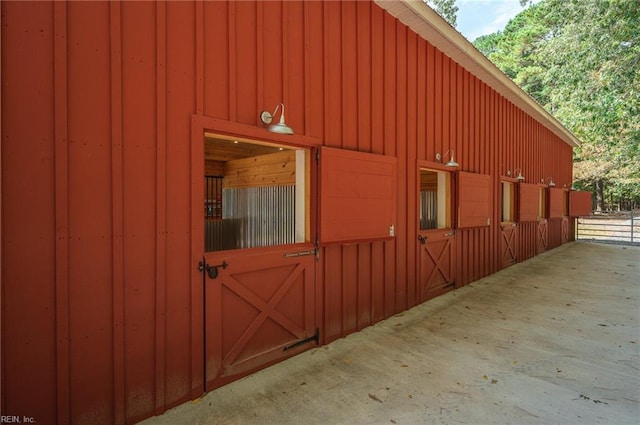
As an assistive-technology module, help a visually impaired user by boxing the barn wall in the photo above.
[1,1,574,424]
[317,1,573,340]
[2,2,199,423]
[2,2,58,422]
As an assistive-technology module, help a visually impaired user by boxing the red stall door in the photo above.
[537,186,549,254]
[196,133,318,392]
[501,223,518,268]
[418,231,456,301]
[417,167,458,302]
[500,180,518,268]
[202,246,316,390]
[537,220,549,253]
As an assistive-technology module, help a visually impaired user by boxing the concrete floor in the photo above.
[139,242,640,425]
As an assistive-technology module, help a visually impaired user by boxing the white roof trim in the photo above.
[375,0,580,147]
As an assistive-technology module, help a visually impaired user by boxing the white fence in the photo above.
[576,212,639,245]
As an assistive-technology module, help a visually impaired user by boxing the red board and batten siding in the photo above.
[3,3,197,423]
[1,1,574,424]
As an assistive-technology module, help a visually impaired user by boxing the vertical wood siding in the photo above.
[1,1,574,424]
[2,3,57,422]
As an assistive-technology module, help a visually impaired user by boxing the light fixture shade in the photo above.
[268,121,294,135]
[260,103,294,135]
[267,115,293,134]
[436,150,459,167]
[516,171,525,181]
[444,150,459,167]
[543,176,555,187]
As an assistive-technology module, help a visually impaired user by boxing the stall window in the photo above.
[538,187,547,219]
[458,171,492,228]
[419,169,451,230]
[569,191,593,217]
[518,183,539,222]
[501,181,515,222]
[204,135,309,252]
[319,147,397,244]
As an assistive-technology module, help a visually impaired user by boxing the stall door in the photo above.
[500,181,518,268]
[561,217,570,244]
[418,231,456,301]
[537,219,548,253]
[202,246,316,390]
[536,186,548,254]
[197,134,317,391]
[561,190,570,244]
[501,224,518,268]
[417,168,456,302]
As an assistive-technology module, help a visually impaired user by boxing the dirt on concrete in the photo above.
[139,242,640,425]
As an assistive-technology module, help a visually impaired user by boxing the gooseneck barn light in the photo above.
[541,177,556,187]
[436,150,459,167]
[260,103,294,135]
[513,168,525,181]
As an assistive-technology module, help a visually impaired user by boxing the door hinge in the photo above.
[283,328,320,351]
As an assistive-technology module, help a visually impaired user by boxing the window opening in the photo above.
[204,134,308,252]
[419,169,450,230]
[538,187,546,219]
[205,176,223,219]
[205,176,224,251]
[501,181,515,222]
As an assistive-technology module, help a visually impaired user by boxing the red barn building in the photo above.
[1,1,592,424]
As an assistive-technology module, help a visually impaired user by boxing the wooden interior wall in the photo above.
[420,171,438,191]
[205,160,225,176]
[222,150,296,189]
[1,1,575,424]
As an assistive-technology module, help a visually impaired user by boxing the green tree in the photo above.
[425,0,459,27]
[474,0,640,210]
[475,4,553,105]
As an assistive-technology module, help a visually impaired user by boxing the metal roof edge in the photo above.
[374,0,580,147]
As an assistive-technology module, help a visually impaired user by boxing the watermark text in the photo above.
[1,416,36,424]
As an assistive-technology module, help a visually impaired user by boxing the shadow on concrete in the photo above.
[139,242,640,425]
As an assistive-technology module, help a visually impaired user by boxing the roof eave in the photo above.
[374,0,580,147]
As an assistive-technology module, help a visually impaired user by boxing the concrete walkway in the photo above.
[139,242,640,425]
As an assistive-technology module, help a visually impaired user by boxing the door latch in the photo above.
[284,249,316,258]
[198,260,228,279]
[417,235,427,245]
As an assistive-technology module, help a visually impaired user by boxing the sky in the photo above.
[456,0,536,42]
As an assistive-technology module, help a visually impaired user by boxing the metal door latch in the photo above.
[198,260,228,279]
[417,235,427,245]
[284,249,316,258]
